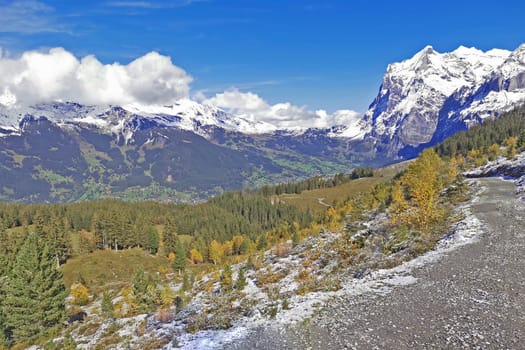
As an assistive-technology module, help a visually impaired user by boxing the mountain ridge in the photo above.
[361,43,525,157]
[0,106,376,203]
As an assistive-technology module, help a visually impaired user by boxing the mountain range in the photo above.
[0,43,524,202]
[0,101,373,202]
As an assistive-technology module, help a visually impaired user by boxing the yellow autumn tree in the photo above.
[467,148,487,167]
[190,248,203,264]
[159,285,175,309]
[232,235,244,255]
[323,207,341,230]
[390,148,445,234]
[504,136,518,158]
[389,181,409,227]
[487,143,500,161]
[114,286,138,317]
[407,149,444,232]
[222,240,234,256]
[70,282,90,306]
[208,240,224,265]
[446,154,464,182]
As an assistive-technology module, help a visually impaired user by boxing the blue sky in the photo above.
[0,0,524,112]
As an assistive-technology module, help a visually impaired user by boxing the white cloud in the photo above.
[203,88,361,130]
[0,0,66,33]
[0,47,192,106]
[105,0,205,9]
[106,1,155,7]
[0,48,362,132]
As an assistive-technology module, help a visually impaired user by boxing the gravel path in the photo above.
[317,198,331,207]
[227,178,525,349]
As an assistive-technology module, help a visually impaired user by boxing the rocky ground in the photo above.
[466,153,525,198]
[226,178,525,349]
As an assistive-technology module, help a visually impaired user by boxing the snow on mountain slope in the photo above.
[361,43,525,156]
[0,98,366,142]
[326,109,368,139]
[363,45,510,144]
[123,99,277,134]
[0,99,277,140]
[2,43,524,154]
[455,43,525,123]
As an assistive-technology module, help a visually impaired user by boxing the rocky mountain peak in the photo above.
[360,43,524,157]
[413,45,437,69]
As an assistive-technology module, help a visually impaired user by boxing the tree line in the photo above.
[0,187,313,267]
[436,105,525,158]
[257,167,374,196]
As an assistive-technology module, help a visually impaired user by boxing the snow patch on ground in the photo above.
[172,183,487,350]
[170,326,252,350]
[465,152,525,198]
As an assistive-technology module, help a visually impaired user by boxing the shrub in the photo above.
[159,285,175,309]
[295,269,316,295]
[295,269,311,282]
[256,270,287,286]
[156,309,174,323]
[70,283,90,306]
[274,242,291,257]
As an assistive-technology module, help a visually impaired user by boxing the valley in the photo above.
[0,44,524,203]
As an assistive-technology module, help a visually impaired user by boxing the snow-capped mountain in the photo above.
[1,43,524,158]
[0,100,370,203]
[1,98,372,147]
[1,43,524,203]
[361,43,525,156]
[449,44,525,124]
[0,99,278,141]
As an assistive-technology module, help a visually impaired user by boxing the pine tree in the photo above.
[257,234,268,251]
[132,266,158,313]
[0,223,8,255]
[182,271,191,291]
[0,274,7,346]
[173,240,186,275]
[163,218,178,256]
[220,265,233,293]
[91,213,107,249]
[43,218,70,267]
[133,220,148,249]
[292,231,300,247]
[101,290,114,319]
[239,239,249,254]
[132,266,148,302]
[235,268,247,291]
[0,224,12,279]
[3,233,67,344]
[519,130,525,150]
[147,226,159,254]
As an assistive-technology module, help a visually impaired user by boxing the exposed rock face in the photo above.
[362,44,525,157]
